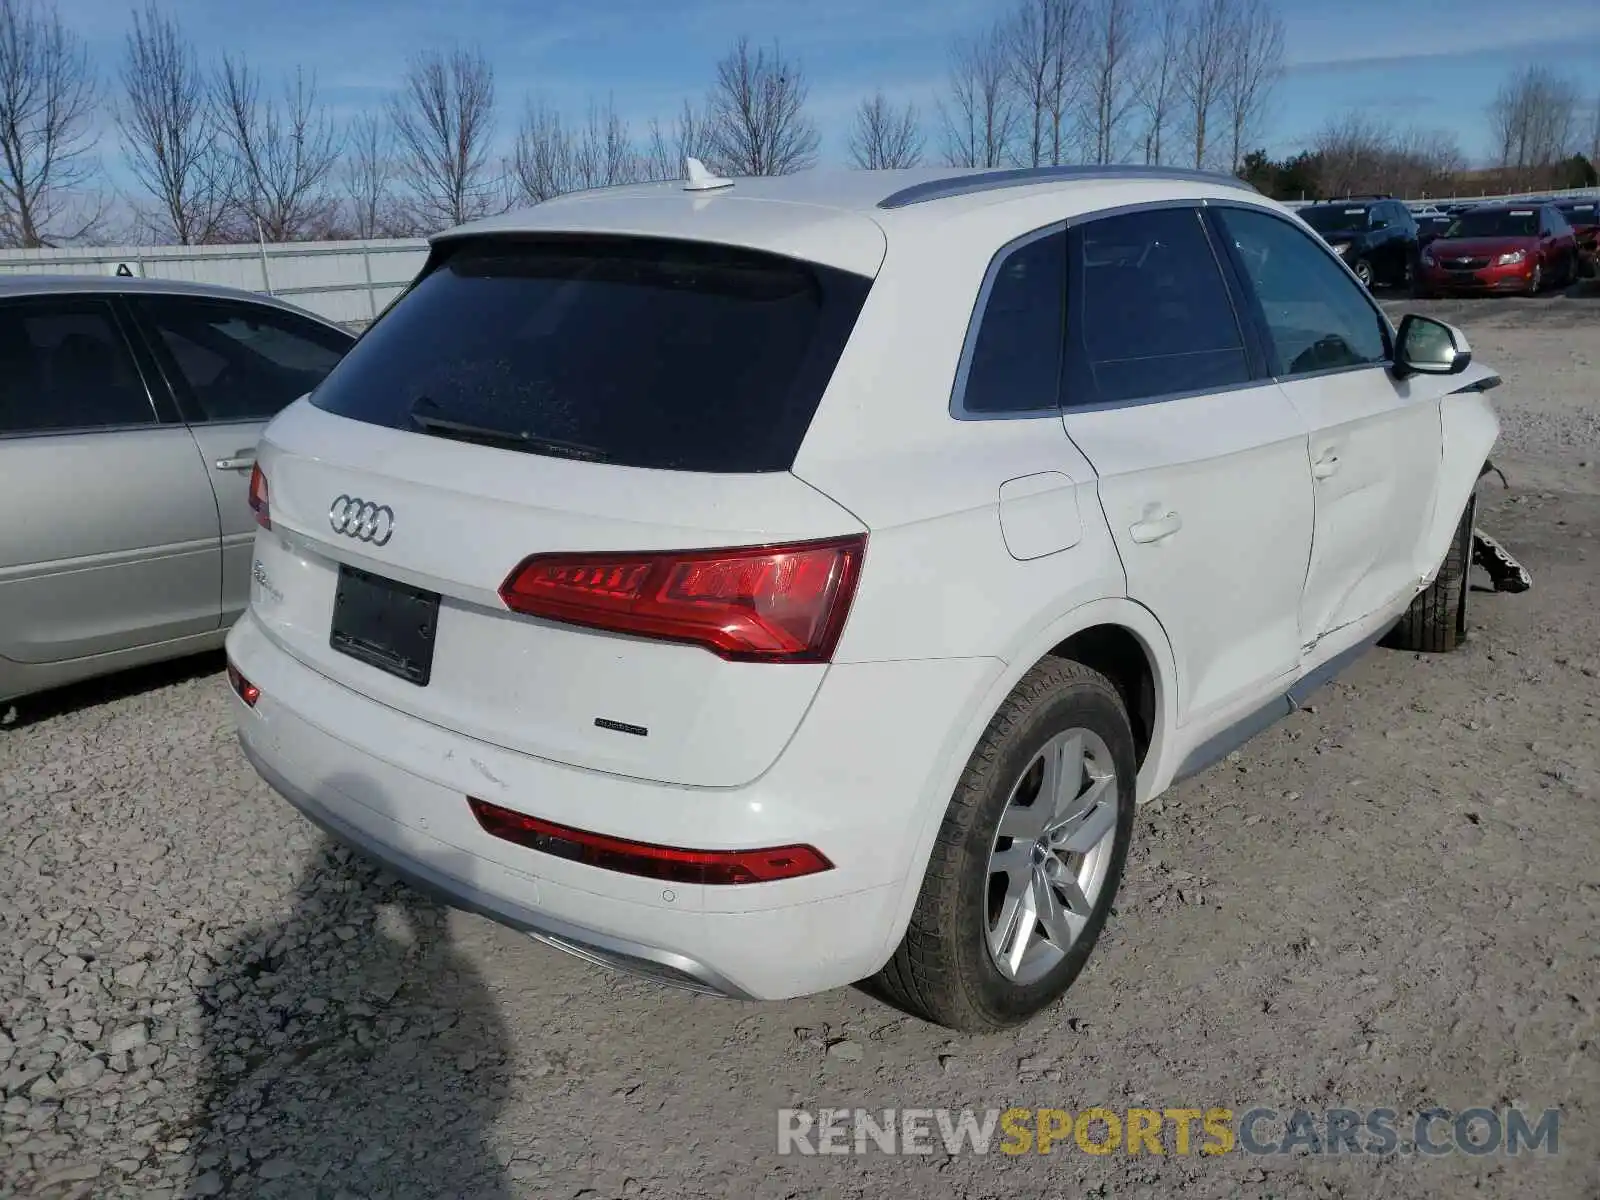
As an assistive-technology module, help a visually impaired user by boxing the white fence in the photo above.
[0,238,431,327]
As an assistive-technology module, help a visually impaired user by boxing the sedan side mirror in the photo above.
[1394,313,1471,378]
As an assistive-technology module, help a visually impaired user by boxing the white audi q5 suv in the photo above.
[228,163,1499,1031]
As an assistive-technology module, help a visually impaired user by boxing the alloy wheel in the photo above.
[985,728,1120,986]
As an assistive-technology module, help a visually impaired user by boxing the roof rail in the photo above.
[877,164,1259,210]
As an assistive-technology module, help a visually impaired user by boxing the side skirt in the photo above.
[1171,633,1382,784]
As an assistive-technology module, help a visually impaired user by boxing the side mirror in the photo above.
[1394,313,1471,378]
[1371,218,1389,230]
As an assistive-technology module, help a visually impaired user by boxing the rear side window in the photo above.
[0,299,154,435]
[140,297,351,423]
[955,228,1065,416]
[311,236,872,472]
[1067,207,1250,406]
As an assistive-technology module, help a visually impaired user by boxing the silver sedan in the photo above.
[0,276,355,704]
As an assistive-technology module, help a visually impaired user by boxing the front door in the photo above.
[1059,205,1315,726]
[1208,204,1443,650]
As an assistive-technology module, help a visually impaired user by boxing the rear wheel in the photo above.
[1384,494,1475,653]
[875,658,1136,1032]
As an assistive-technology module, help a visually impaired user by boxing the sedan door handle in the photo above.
[214,454,256,472]
[1129,511,1183,544]
[1312,454,1341,480]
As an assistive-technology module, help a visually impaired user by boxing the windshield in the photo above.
[1445,210,1537,239]
[309,235,872,473]
[1301,206,1371,234]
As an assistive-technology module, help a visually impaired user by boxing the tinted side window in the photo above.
[0,299,154,435]
[1215,207,1389,378]
[1068,207,1250,406]
[142,298,351,423]
[958,229,1066,415]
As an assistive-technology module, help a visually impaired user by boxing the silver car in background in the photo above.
[0,276,355,704]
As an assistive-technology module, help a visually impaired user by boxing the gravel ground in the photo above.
[2,295,1598,1199]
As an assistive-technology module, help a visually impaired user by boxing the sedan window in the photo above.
[0,299,155,435]
[142,298,351,424]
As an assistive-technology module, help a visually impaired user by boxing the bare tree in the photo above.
[511,99,642,202]
[1079,0,1141,164]
[510,101,574,203]
[1589,92,1600,168]
[1488,65,1580,189]
[343,111,401,238]
[1175,0,1231,169]
[0,0,100,247]
[572,99,639,189]
[1310,110,1395,196]
[216,57,340,241]
[1135,0,1183,164]
[705,36,819,176]
[644,100,714,181]
[940,23,1020,168]
[388,46,499,230]
[847,91,923,169]
[1004,0,1084,167]
[118,3,231,244]
[1219,0,1283,173]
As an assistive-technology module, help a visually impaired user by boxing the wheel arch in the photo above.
[872,596,1179,972]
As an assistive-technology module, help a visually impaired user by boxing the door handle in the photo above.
[214,454,256,472]
[1312,453,1340,480]
[1130,511,1183,544]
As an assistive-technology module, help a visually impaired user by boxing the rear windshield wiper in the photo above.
[408,399,608,462]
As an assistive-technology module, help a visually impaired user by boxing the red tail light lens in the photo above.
[248,464,270,530]
[498,534,866,662]
[227,663,260,707]
[468,798,833,885]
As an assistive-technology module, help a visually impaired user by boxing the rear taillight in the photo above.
[227,663,260,707]
[248,464,270,530]
[468,798,833,885]
[498,534,866,663]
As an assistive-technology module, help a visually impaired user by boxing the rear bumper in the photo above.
[226,611,1002,1000]
[238,734,751,996]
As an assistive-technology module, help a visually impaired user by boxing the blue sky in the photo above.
[72,0,1600,171]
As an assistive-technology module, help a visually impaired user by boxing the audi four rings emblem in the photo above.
[329,495,395,545]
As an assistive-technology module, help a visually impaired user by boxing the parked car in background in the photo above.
[227,163,1498,1031]
[1408,203,1447,219]
[1417,203,1581,296]
[1416,213,1455,249]
[1297,198,1420,287]
[1553,197,1598,277]
[0,277,356,704]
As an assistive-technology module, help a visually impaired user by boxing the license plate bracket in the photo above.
[329,565,440,686]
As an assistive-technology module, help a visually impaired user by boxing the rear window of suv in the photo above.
[311,235,872,472]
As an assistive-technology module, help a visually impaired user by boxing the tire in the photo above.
[1526,263,1543,295]
[1353,258,1374,287]
[874,658,1137,1032]
[1384,494,1475,653]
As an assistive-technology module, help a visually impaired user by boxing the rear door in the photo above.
[1058,205,1314,726]
[1208,204,1444,651]
[128,295,354,625]
[0,295,221,663]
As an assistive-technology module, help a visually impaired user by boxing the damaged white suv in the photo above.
[228,163,1499,1031]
